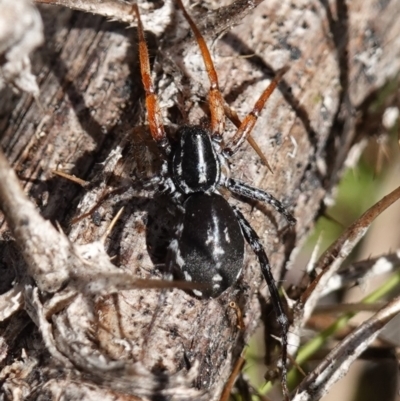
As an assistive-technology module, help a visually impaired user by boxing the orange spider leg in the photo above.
[223,66,289,157]
[133,5,170,155]
[176,0,225,139]
[223,102,274,173]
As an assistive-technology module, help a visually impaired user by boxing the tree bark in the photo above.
[0,0,400,400]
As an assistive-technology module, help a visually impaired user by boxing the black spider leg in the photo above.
[226,178,296,226]
[140,205,173,359]
[233,206,290,401]
[140,194,185,361]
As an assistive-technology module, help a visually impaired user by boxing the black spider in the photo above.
[133,2,296,399]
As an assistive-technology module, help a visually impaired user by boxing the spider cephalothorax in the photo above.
[171,126,222,194]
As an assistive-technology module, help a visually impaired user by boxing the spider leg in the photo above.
[223,100,273,173]
[226,178,296,226]
[133,5,170,155]
[223,67,288,158]
[233,206,290,401]
[176,0,225,139]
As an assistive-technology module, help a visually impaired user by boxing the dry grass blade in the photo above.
[36,0,135,23]
[35,0,172,33]
[52,169,89,187]
[320,251,400,297]
[297,185,400,324]
[219,355,246,401]
[0,147,73,292]
[293,295,400,401]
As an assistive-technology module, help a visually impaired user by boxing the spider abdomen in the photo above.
[169,192,244,297]
[171,126,221,194]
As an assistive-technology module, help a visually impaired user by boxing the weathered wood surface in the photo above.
[1,0,400,400]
